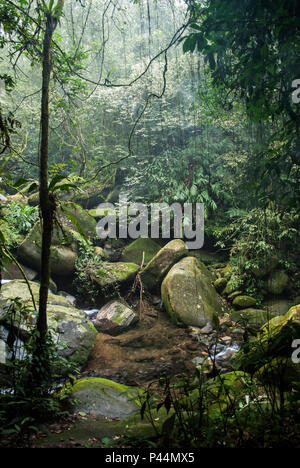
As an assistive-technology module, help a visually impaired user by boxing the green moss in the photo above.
[236,304,300,373]
[220,264,233,279]
[121,238,160,265]
[214,277,227,293]
[72,377,134,394]
[88,321,98,334]
[232,295,257,309]
[94,262,139,288]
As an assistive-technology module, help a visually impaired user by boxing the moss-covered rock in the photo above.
[88,207,116,219]
[220,264,233,280]
[232,295,257,309]
[0,280,97,368]
[141,239,188,292]
[161,256,220,328]
[235,304,300,373]
[18,224,77,276]
[70,377,141,419]
[93,300,139,334]
[227,290,243,301]
[17,203,96,276]
[121,238,160,265]
[266,270,289,295]
[92,262,139,289]
[214,277,227,293]
[58,201,96,240]
[94,246,109,259]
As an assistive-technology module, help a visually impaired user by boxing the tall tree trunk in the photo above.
[37,13,58,340]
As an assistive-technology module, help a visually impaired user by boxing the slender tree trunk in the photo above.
[37,13,58,340]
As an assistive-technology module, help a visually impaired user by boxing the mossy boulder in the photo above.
[220,264,233,280]
[232,295,257,309]
[93,300,139,335]
[17,203,96,276]
[70,377,141,420]
[58,201,96,240]
[227,290,243,301]
[92,262,139,289]
[161,256,220,328]
[141,239,188,292]
[18,224,77,276]
[266,270,289,295]
[236,304,300,373]
[0,280,97,369]
[121,238,160,265]
[223,278,242,296]
[214,277,227,293]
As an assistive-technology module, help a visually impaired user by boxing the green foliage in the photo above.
[0,298,77,446]
[73,239,103,302]
[121,365,300,448]
[2,201,38,248]
[215,206,300,298]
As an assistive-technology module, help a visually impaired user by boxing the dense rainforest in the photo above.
[0,0,299,450]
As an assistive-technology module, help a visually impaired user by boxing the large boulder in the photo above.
[161,256,220,328]
[0,280,97,368]
[121,238,161,265]
[236,304,300,374]
[70,377,141,419]
[17,202,96,276]
[141,239,188,292]
[93,300,139,335]
[18,224,77,276]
